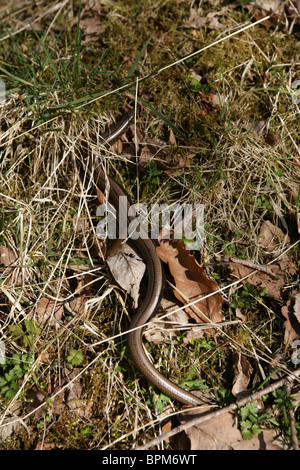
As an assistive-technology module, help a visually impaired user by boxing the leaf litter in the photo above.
[156,237,223,329]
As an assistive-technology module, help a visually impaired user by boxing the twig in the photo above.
[224,256,277,276]
[135,368,300,450]
[286,383,299,450]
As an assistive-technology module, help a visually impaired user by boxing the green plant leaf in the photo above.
[67,349,83,366]
[241,429,254,440]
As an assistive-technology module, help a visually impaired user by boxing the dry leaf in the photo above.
[96,186,106,205]
[227,259,296,302]
[178,408,282,450]
[0,245,18,267]
[107,243,145,308]
[69,272,93,315]
[0,417,20,441]
[231,352,251,398]
[247,121,279,146]
[73,211,89,232]
[183,8,226,29]
[79,16,105,43]
[258,220,289,252]
[69,296,86,315]
[26,385,48,419]
[169,129,177,145]
[26,384,64,420]
[239,121,280,146]
[64,367,93,419]
[144,298,189,344]
[94,120,194,175]
[128,126,194,175]
[139,134,193,174]
[264,132,280,146]
[34,298,64,325]
[246,0,300,37]
[254,0,284,12]
[235,307,247,323]
[293,292,300,323]
[156,238,223,329]
[35,442,58,450]
[0,245,25,286]
[281,292,300,346]
[197,92,225,115]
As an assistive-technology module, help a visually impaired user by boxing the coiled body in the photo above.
[90,111,202,406]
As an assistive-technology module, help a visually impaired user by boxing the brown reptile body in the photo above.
[88,111,202,406]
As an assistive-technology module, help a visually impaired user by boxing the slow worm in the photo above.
[88,110,202,406]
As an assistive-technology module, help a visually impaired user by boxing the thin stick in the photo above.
[224,256,277,276]
[286,382,299,450]
[136,368,300,450]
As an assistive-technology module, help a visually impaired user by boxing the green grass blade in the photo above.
[30,25,62,85]
[127,92,186,138]
[0,65,33,86]
[122,33,154,85]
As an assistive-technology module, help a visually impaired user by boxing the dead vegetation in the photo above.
[0,0,299,450]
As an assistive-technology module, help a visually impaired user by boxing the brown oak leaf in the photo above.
[156,238,223,328]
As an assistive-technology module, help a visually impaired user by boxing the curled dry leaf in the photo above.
[69,272,93,315]
[231,352,251,398]
[156,238,223,329]
[258,220,289,252]
[281,292,300,346]
[107,243,145,308]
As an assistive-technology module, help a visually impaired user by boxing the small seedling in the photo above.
[67,349,83,367]
[0,353,34,399]
[238,402,261,440]
[8,320,41,349]
[230,283,268,311]
[145,161,163,186]
[153,392,170,413]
